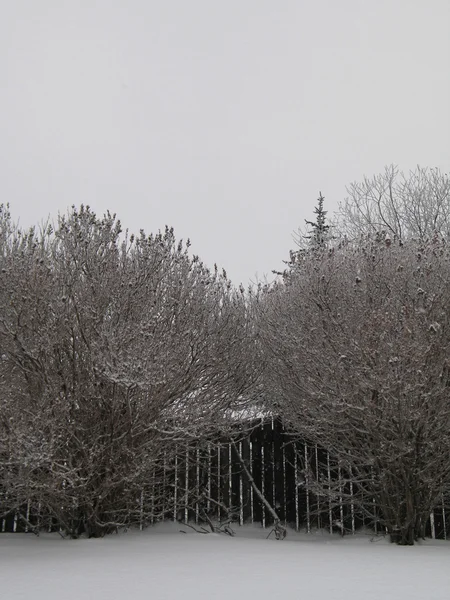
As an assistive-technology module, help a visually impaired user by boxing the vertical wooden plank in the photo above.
[173,447,178,522]
[228,443,232,517]
[338,464,344,534]
[2,493,7,532]
[184,444,189,524]
[162,450,167,518]
[261,442,266,529]
[371,467,377,534]
[282,444,287,526]
[249,441,254,524]
[305,444,311,533]
[294,449,299,532]
[140,490,144,531]
[217,442,221,522]
[36,502,41,533]
[442,493,447,540]
[327,451,332,534]
[315,444,321,530]
[207,443,211,514]
[272,442,276,511]
[239,440,244,526]
[271,418,276,514]
[350,478,355,534]
[261,443,266,529]
[195,446,200,525]
[25,500,30,533]
[151,467,156,524]
[430,511,436,539]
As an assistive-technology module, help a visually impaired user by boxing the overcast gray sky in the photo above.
[1,1,449,283]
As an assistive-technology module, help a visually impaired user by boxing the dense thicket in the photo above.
[0,205,258,537]
[2,164,450,545]
[259,233,450,544]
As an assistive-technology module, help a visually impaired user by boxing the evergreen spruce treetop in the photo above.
[274,192,331,278]
[304,192,330,249]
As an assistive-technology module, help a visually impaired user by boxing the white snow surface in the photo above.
[1,523,450,600]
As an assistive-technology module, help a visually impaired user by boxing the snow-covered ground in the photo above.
[1,523,450,600]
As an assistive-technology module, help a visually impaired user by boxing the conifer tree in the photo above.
[274,193,331,278]
[304,192,330,249]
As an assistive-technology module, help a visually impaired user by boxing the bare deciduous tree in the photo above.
[335,165,450,242]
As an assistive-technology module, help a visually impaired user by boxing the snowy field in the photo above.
[1,523,450,600]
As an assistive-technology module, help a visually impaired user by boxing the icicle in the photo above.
[294,449,299,532]
[327,451,332,534]
[249,441,254,523]
[305,445,310,533]
[185,444,189,524]
[239,441,244,526]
